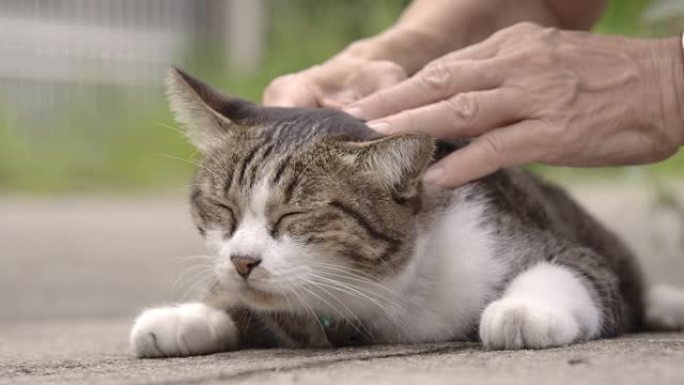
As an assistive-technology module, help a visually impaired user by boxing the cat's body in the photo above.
[130,69,683,358]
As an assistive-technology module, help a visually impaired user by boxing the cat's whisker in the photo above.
[155,153,200,167]
[310,279,399,324]
[297,284,349,321]
[179,272,214,300]
[307,275,409,338]
[306,263,401,298]
[172,263,213,284]
[298,282,373,342]
[306,261,387,283]
[165,254,214,264]
[154,121,187,137]
[172,265,214,295]
[283,292,296,313]
[173,272,213,300]
[289,288,327,336]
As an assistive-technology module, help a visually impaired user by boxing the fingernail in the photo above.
[423,165,444,184]
[343,105,363,117]
[367,121,391,133]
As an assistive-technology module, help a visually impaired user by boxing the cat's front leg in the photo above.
[130,303,239,358]
[479,261,601,350]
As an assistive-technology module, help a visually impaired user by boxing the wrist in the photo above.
[338,26,456,75]
[652,36,684,146]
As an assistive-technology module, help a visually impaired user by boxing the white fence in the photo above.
[0,0,264,122]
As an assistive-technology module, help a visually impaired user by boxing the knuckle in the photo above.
[419,61,453,93]
[363,61,408,84]
[444,93,478,122]
[263,74,298,97]
[537,26,561,44]
[268,74,297,89]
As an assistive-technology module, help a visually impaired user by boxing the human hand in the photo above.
[262,52,407,108]
[344,22,684,188]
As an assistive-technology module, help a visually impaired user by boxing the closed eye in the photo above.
[209,200,236,219]
[270,211,306,238]
[208,199,237,237]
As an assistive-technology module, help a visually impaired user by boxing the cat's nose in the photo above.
[230,255,262,279]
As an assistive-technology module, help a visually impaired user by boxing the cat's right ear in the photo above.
[165,67,254,154]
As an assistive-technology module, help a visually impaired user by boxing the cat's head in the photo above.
[167,68,435,313]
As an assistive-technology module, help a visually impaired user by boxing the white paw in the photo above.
[130,303,238,358]
[479,298,580,350]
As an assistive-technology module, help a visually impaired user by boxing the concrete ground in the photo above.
[1,183,683,385]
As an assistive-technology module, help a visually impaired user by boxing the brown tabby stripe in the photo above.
[190,187,202,208]
[378,241,401,264]
[196,225,206,236]
[327,200,396,244]
[283,174,300,203]
[191,197,214,225]
[271,155,291,185]
[248,144,274,188]
[237,146,260,186]
[223,166,236,196]
[212,200,236,222]
[269,211,304,238]
[301,233,372,263]
[260,143,274,162]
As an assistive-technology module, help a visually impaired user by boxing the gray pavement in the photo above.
[1,183,683,384]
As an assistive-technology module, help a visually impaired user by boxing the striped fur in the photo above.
[129,69,681,358]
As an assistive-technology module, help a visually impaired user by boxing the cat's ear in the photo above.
[165,67,254,154]
[339,133,435,195]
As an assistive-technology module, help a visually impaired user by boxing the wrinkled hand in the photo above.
[345,22,684,188]
[263,54,407,108]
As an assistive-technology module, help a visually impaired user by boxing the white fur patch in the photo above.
[204,179,314,306]
[206,180,273,278]
[480,262,600,350]
[130,303,238,358]
[366,193,506,343]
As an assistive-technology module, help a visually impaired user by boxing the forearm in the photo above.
[652,36,684,146]
[340,0,607,75]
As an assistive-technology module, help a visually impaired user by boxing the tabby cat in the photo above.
[130,68,684,357]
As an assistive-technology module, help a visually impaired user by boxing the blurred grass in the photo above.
[0,0,681,194]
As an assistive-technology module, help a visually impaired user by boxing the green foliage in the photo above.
[594,0,654,36]
[1,0,681,193]
[0,89,193,192]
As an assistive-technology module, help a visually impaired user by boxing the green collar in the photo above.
[319,315,333,328]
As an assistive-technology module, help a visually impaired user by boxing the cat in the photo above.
[130,68,684,357]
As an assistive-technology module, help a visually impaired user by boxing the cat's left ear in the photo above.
[166,67,255,154]
[340,133,435,196]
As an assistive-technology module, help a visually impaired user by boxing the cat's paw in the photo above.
[130,303,238,358]
[479,298,580,350]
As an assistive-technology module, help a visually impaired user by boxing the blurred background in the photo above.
[0,0,683,324]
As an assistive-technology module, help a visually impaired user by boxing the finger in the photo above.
[320,97,350,109]
[423,120,547,188]
[343,59,502,121]
[262,74,319,107]
[367,87,526,138]
[321,61,408,109]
